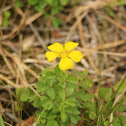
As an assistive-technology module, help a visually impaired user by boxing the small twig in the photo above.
[0,74,20,88]
[104,16,126,32]
[36,109,45,125]
[79,48,126,57]
[4,122,12,126]
[29,23,47,50]
[0,48,15,76]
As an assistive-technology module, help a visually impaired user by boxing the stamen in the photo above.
[59,51,63,57]
[65,50,68,55]
[60,51,63,54]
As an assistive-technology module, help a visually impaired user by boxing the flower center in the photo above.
[60,50,69,58]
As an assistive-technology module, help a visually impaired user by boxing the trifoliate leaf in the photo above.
[45,71,56,79]
[47,112,57,120]
[65,98,77,107]
[89,112,96,120]
[37,83,49,92]
[61,112,68,122]
[57,76,66,88]
[104,121,110,126]
[83,93,94,102]
[42,99,53,110]
[52,17,62,28]
[98,88,112,102]
[66,86,74,97]
[59,102,65,112]
[70,115,80,124]
[28,0,39,5]
[67,74,78,84]
[47,119,59,126]
[59,0,69,6]
[59,88,65,100]
[55,65,61,75]
[81,79,93,90]
[47,88,55,100]
[89,102,96,113]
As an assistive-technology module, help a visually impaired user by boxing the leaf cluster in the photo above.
[2,11,11,27]
[15,65,126,126]
[15,0,78,28]
[97,76,126,126]
[16,65,95,125]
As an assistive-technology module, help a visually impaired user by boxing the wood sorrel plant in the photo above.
[16,42,95,125]
[31,42,94,125]
[15,42,126,126]
[33,65,94,125]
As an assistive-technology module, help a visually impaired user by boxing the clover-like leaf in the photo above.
[47,88,55,100]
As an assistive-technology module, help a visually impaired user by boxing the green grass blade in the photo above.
[98,75,126,117]
[111,0,126,6]
[97,19,107,126]
[0,113,5,126]
[104,94,126,119]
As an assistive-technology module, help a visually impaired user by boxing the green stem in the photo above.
[97,18,107,126]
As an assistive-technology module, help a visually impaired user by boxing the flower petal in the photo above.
[65,42,78,52]
[68,51,83,62]
[48,42,63,53]
[59,57,74,70]
[46,51,59,62]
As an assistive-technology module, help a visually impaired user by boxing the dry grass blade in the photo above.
[22,35,36,51]
[104,16,126,32]
[0,74,20,88]
[65,11,88,42]
[75,8,99,73]
[76,0,109,15]
[82,48,126,57]
[3,49,40,79]
[75,11,86,47]
[0,48,15,76]
[1,47,41,97]
[25,13,43,26]
[98,40,125,49]
[29,23,47,50]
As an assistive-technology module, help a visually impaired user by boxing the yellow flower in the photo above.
[46,42,83,70]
